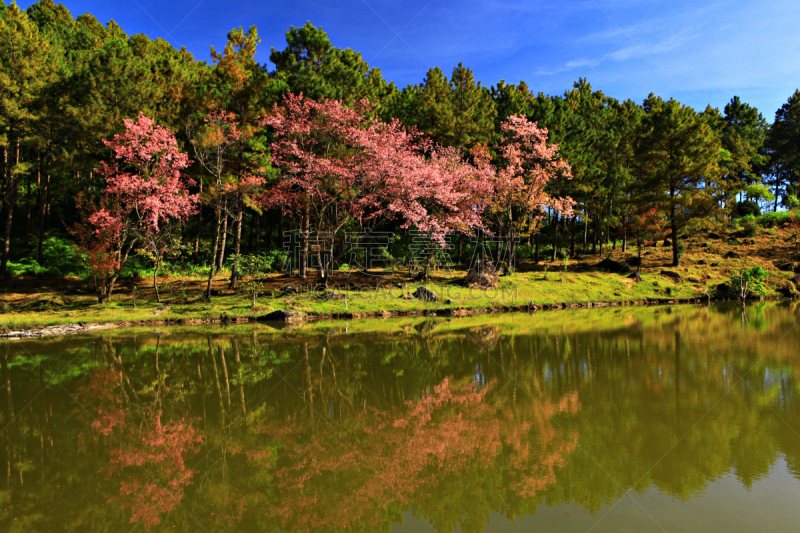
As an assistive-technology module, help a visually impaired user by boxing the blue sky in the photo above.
[17,0,800,120]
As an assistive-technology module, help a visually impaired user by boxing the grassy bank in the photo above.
[1,223,798,331]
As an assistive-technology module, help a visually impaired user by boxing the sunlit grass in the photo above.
[1,224,797,331]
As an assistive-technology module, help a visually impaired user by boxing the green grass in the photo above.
[2,223,798,332]
[0,270,721,331]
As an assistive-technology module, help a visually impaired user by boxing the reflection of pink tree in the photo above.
[106,408,203,529]
[79,368,203,530]
[501,392,580,497]
[251,377,580,531]
[88,114,198,302]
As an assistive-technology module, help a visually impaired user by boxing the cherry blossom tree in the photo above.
[261,94,493,281]
[488,115,573,268]
[89,113,198,302]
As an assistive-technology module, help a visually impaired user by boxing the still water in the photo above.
[1,302,800,532]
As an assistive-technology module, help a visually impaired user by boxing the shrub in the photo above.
[739,217,759,237]
[228,250,289,276]
[7,236,87,277]
[559,248,569,272]
[7,257,47,276]
[733,200,761,218]
[758,211,794,227]
[730,266,769,299]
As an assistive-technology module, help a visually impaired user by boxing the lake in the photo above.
[1,302,799,532]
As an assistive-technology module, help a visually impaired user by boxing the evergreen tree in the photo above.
[207,26,274,288]
[407,66,454,145]
[491,80,535,129]
[723,96,767,195]
[636,95,724,266]
[448,62,495,150]
[702,97,768,212]
[0,2,56,273]
[270,21,395,108]
[766,90,800,209]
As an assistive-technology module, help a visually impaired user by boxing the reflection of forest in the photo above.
[1,302,800,532]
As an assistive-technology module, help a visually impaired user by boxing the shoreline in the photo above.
[2,294,789,339]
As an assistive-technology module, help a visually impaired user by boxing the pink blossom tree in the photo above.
[261,94,493,282]
[488,114,574,268]
[89,113,198,302]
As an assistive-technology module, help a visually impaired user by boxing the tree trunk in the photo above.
[229,206,243,290]
[570,216,576,257]
[672,220,680,267]
[194,180,203,263]
[277,209,284,250]
[37,173,50,263]
[1,138,18,275]
[670,188,680,267]
[99,239,136,303]
[622,217,627,252]
[637,235,643,272]
[217,213,228,271]
[299,205,309,279]
[1,190,14,275]
[206,206,223,299]
[584,216,588,246]
[153,256,161,303]
[254,212,260,254]
[551,213,559,262]
[24,154,36,250]
[246,211,253,251]
[509,230,517,272]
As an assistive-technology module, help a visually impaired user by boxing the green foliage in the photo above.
[733,200,761,218]
[559,248,569,272]
[731,266,769,297]
[7,236,86,276]
[1,1,797,292]
[738,216,759,237]
[636,94,724,266]
[766,90,800,208]
[270,21,394,108]
[757,211,794,227]
[744,183,774,202]
[228,250,288,277]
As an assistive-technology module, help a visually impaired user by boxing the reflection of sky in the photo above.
[15,0,800,118]
[392,457,800,532]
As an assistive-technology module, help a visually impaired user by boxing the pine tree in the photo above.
[208,26,273,289]
[0,2,56,273]
[636,95,724,266]
[409,66,454,145]
[491,80,535,129]
[766,90,800,209]
[270,21,394,108]
[448,63,495,150]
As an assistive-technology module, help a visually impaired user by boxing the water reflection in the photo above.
[1,302,800,532]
